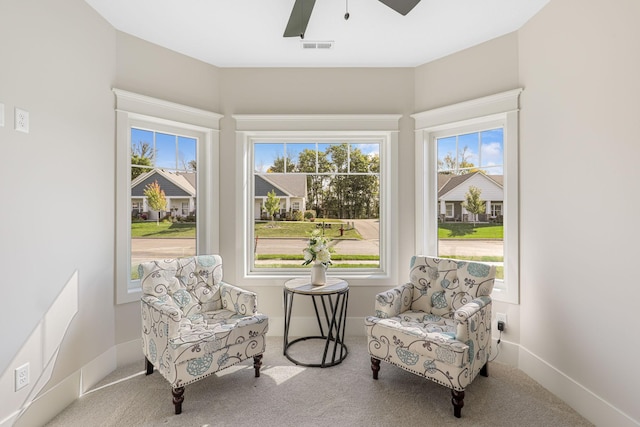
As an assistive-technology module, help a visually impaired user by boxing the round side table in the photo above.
[283,277,349,367]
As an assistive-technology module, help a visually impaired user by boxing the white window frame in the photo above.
[413,89,522,304]
[114,89,222,304]
[234,114,401,283]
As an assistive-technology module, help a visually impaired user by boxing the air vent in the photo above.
[301,41,334,50]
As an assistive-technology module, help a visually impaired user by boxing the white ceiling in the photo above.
[84,0,549,68]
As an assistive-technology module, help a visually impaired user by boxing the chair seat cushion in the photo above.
[169,310,268,365]
[365,310,469,368]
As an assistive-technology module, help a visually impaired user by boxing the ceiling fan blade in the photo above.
[378,0,421,16]
[284,0,316,38]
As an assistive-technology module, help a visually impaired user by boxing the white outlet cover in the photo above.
[15,108,29,133]
[0,103,4,127]
[15,363,29,391]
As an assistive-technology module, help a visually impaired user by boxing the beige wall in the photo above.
[0,0,116,420]
[414,32,520,112]
[115,32,221,112]
[518,0,640,423]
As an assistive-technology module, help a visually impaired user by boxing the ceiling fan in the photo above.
[283,0,421,38]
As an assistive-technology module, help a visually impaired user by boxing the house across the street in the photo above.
[438,171,503,223]
[254,174,307,220]
[131,169,196,221]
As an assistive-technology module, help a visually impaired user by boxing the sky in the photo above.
[253,141,380,173]
[131,127,196,172]
[437,128,504,175]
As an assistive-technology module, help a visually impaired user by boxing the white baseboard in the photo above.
[518,345,639,427]
[12,372,80,427]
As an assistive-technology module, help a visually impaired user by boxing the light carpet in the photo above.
[44,337,593,426]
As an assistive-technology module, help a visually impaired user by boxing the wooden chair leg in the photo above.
[480,362,488,377]
[371,357,381,380]
[451,389,464,418]
[145,357,154,375]
[172,386,185,415]
[253,354,263,378]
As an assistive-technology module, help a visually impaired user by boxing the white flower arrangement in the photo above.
[302,229,333,267]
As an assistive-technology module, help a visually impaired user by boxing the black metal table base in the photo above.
[283,288,349,368]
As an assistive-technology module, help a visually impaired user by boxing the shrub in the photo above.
[304,210,316,221]
[292,210,304,221]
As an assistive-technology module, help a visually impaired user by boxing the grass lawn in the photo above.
[131,221,196,238]
[255,221,362,239]
[438,223,503,239]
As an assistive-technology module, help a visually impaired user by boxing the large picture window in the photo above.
[253,140,381,270]
[413,89,522,303]
[234,115,400,280]
[114,89,221,304]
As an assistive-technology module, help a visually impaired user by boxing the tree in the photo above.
[264,189,281,223]
[268,156,296,173]
[462,186,486,225]
[131,142,154,180]
[438,146,476,175]
[144,180,167,225]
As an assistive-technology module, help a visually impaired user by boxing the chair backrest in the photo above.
[409,256,496,317]
[138,255,224,316]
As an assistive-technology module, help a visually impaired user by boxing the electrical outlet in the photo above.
[496,312,507,328]
[15,108,29,133]
[15,363,29,391]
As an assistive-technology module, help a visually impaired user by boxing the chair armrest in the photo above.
[453,296,492,344]
[141,295,183,366]
[374,283,413,318]
[141,295,182,321]
[220,282,258,315]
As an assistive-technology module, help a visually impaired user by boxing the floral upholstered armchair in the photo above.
[365,256,496,418]
[139,255,269,414]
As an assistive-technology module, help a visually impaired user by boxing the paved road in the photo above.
[130,217,503,271]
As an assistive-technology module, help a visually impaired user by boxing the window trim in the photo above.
[412,89,522,304]
[114,89,222,304]
[234,114,401,283]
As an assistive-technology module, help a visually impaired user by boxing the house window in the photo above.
[234,114,400,280]
[413,89,522,304]
[445,203,454,218]
[114,89,221,304]
[491,202,503,217]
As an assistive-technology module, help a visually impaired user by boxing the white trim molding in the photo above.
[412,89,522,304]
[233,114,401,285]
[113,89,222,304]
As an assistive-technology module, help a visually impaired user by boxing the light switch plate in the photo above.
[15,108,29,133]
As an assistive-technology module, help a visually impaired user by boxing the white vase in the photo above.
[310,261,327,285]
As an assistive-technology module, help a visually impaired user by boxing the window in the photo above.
[413,89,522,303]
[435,127,504,278]
[491,202,503,217]
[114,89,221,304]
[234,114,400,281]
[129,129,197,278]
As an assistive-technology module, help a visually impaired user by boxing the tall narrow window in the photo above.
[436,127,504,280]
[413,89,521,303]
[114,89,221,304]
[129,128,198,280]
